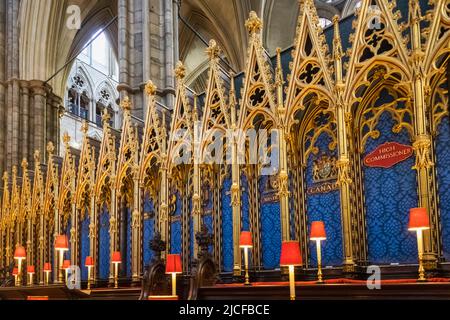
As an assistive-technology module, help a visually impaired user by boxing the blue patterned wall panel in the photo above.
[306,132,343,267]
[203,184,214,254]
[259,175,282,270]
[80,215,90,281]
[143,196,154,266]
[363,111,417,264]
[289,173,296,239]
[143,218,154,266]
[436,117,450,261]
[66,220,72,261]
[170,192,182,254]
[171,221,182,254]
[204,214,213,254]
[126,209,132,277]
[221,178,233,272]
[241,174,250,231]
[99,208,110,279]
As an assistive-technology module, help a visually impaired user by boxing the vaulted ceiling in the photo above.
[179,0,361,93]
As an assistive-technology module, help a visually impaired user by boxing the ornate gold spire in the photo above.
[81,120,89,135]
[245,11,262,34]
[333,15,343,61]
[229,73,237,127]
[409,0,422,25]
[21,158,28,171]
[145,80,157,96]
[275,48,284,87]
[34,150,40,162]
[175,61,186,81]
[120,96,132,112]
[47,141,55,156]
[63,132,71,148]
[102,107,111,125]
[206,39,221,60]
[193,94,199,122]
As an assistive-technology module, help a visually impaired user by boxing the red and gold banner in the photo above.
[364,142,413,169]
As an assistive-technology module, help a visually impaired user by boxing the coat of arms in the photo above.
[312,153,338,183]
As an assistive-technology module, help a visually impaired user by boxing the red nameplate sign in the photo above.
[364,142,413,168]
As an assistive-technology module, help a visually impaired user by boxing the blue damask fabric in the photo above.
[170,192,182,254]
[203,184,214,254]
[143,196,154,266]
[241,174,250,231]
[259,175,282,270]
[363,111,417,264]
[221,178,233,272]
[66,220,72,261]
[126,209,132,277]
[306,132,343,267]
[289,172,297,240]
[436,117,450,261]
[80,214,90,280]
[99,208,110,279]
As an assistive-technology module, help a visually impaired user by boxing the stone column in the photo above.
[30,80,47,163]
[19,81,30,163]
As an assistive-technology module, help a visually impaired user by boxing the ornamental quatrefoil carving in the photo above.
[299,62,321,84]
[250,87,266,107]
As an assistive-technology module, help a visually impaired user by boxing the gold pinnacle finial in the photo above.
[245,11,262,34]
[206,39,221,60]
[21,158,28,170]
[175,61,186,81]
[333,15,339,25]
[81,120,89,134]
[34,150,40,163]
[12,166,17,177]
[47,141,55,155]
[408,0,422,24]
[3,171,8,183]
[275,48,284,86]
[120,96,132,112]
[145,80,157,96]
[102,107,111,125]
[63,132,71,146]
[333,15,343,60]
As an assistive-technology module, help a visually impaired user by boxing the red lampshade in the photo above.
[14,246,26,259]
[27,266,35,274]
[85,256,94,267]
[62,260,71,270]
[12,268,18,276]
[310,221,327,241]
[166,254,182,274]
[112,252,122,264]
[55,235,69,251]
[280,241,302,267]
[408,207,430,231]
[239,231,253,248]
[43,263,52,272]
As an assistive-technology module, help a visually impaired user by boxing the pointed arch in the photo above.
[285,0,335,125]
[238,12,278,132]
[200,40,232,162]
[344,0,411,107]
[58,135,76,230]
[167,63,195,173]
[116,97,139,205]
[424,0,450,74]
